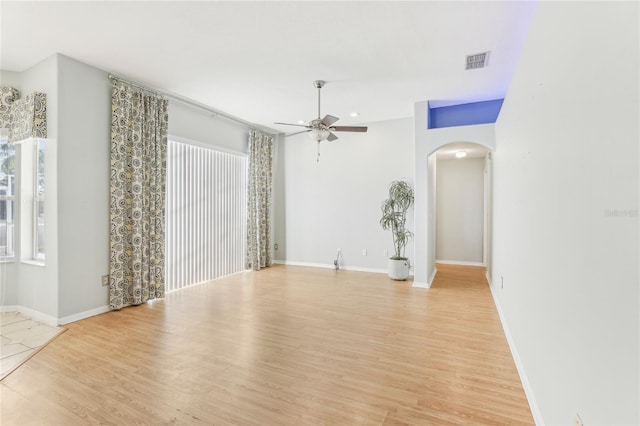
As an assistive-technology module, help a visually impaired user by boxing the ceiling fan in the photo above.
[275,80,367,160]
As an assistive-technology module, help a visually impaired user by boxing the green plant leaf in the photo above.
[379,180,414,258]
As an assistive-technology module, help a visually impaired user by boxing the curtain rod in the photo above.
[108,74,162,97]
[108,74,276,134]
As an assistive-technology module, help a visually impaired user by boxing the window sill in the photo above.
[21,259,45,268]
[0,257,16,264]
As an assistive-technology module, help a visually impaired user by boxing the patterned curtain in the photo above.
[9,92,47,142]
[109,82,168,310]
[0,87,20,130]
[246,130,273,270]
[0,87,47,143]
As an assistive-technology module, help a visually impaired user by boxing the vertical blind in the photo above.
[166,139,247,292]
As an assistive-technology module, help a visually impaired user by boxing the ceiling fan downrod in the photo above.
[313,80,325,120]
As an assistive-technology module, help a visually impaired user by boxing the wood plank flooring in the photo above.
[0,264,533,425]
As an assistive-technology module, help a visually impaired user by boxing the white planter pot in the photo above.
[388,258,410,281]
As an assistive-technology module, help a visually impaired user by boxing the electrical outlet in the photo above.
[362,249,367,256]
[383,249,388,257]
[274,243,279,250]
[574,414,583,426]
[101,275,109,287]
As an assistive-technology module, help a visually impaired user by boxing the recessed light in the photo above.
[455,151,467,158]
[297,120,305,124]
[350,112,360,117]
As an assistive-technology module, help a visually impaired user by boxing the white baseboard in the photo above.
[273,260,334,269]
[273,260,387,275]
[414,266,438,289]
[428,266,438,287]
[488,282,544,425]
[435,259,485,267]
[342,265,388,274]
[0,305,58,327]
[58,305,110,325]
[1,304,111,326]
[0,305,18,313]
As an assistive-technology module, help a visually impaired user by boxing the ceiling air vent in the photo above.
[466,51,490,70]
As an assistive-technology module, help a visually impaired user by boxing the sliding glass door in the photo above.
[165,139,247,292]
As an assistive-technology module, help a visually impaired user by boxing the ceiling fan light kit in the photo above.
[275,80,368,161]
[309,128,330,141]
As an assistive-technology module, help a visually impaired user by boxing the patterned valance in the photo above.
[9,92,47,142]
[0,86,20,131]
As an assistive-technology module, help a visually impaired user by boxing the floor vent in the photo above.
[466,51,490,70]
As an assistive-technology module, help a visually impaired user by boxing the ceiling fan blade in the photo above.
[274,122,309,128]
[320,114,339,127]
[330,126,368,133]
[285,130,310,137]
[327,132,338,142]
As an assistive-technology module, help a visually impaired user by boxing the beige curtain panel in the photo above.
[109,81,168,310]
[246,130,273,271]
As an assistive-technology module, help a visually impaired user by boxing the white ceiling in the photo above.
[0,1,537,134]
[434,142,488,160]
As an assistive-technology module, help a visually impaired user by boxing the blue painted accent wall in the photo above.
[428,99,504,129]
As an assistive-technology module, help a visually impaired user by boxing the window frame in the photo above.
[33,138,45,261]
[0,134,15,260]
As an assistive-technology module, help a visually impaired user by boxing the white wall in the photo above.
[425,152,437,286]
[484,153,493,279]
[1,54,250,323]
[0,71,21,87]
[8,55,60,321]
[493,2,639,424]
[275,117,414,271]
[168,101,248,154]
[436,157,484,264]
[272,133,285,264]
[56,55,111,319]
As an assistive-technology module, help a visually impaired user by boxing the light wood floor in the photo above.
[1,264,533,425]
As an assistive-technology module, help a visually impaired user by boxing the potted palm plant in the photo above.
[380,180,414,280]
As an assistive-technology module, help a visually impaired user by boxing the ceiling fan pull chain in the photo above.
[317,141,321,162]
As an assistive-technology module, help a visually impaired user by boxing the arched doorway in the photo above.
[412,109,496,287]
[432,142,490,269]
[421,141,493,288]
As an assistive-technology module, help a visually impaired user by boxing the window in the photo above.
[34,139,45,260]
[0,133,15,258]
[16,137,47,264]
